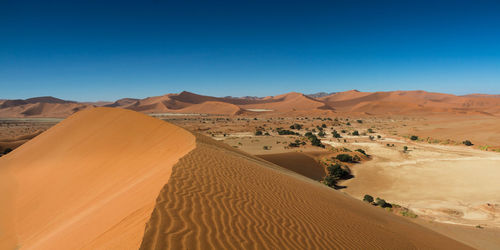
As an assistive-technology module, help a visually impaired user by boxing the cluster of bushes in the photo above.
[332,130,342,138]
[336,154,360,162]
[288,139,306,148]
[363,195,418,218]
[363,195,392,208]
[323,163,351,187]
[305,132,325,148]
[276,128,299,135]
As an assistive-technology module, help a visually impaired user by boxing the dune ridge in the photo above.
[140,133,470,249]
[0,108,195,249]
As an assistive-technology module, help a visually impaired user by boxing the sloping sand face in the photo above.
[140,134,470,249]
[0,108,195,249]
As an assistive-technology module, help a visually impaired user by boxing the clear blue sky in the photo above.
[1,0,500,101]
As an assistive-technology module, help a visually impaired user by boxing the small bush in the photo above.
[410,135,418,141]
[401,209,418,218]
[290,123,303,130]
[355,149,367,156]
[255,130,263,136]
[352,130,359,136]
[336,154,353,162]
[327,164,350,180]
[323,175,337,187]
[332,130,342,138]
[375,198,391,208]
[463,140,473,146]
[277,128,299,135]
[363,194,374,203]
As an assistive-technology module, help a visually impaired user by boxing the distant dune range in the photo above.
[0,108,470,249]
[2,90,500,117]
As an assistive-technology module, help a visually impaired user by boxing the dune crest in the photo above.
[0,108,195,249]
[140,134,469,249]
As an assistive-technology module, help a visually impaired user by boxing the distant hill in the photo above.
[1,90,500,117]
[306,92,336,98]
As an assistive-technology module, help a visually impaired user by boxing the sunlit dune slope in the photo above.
[0,107,196,250]
[140,134,470,249]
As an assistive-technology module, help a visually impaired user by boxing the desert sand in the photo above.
[0,107,470,249]
[0,108,195,249]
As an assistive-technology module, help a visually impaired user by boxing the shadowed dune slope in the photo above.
[0,108,196,250]
[140,134,470,249]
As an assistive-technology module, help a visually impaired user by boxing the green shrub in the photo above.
[327,164,350,179]
[336,154,353,162]
[318,131,326,137]
[352,130,359,136]
[255,130,263,136]
[277,128,299,135]
[332,130,342,138]
[323,175,337,187]
[355,149,367,156]
[375,198,391,208]
[401,209,418,218]
[410,135,418,141]
[463,140,473,146]
[363,194,374,203]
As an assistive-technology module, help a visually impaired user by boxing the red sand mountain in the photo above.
[1,90,500,117]
[319,90,500,115]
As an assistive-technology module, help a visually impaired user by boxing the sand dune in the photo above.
[0,107,470,249]
[140,134,469,249]
[0,108,195,249]
[2,90,500,117]
[321,90,500,115]
[240,92,330,112]
[0,100,94,118]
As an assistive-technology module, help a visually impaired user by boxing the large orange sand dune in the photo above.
[0,108,195,249]
[1,108,470,249]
